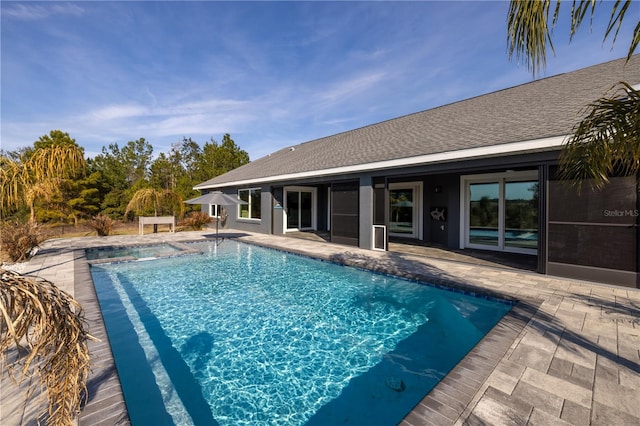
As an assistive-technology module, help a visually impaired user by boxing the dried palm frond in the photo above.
[126,187,185,218]
[125,188,161,216]
[0,269,97,426]
[1,144,86,223]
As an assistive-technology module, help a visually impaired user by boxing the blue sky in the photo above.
[2,1,638,161]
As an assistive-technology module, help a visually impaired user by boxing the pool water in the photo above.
[90,240,512,426]
[86,243,182,260]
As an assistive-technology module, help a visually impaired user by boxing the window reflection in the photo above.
[469,183,499,246]
[505,181,538,249]
[390,189,414,234]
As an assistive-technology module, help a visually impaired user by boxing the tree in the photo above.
[170,138,203,202]
[65,172,106,224]
[558,82,640,189]
[125,188,185,218]
[100,188,129,219]
[89,143,128,192]
[90,138,154,192]
[507,0,639,190]
[173,137,202,181]
[196,134,250,182]
[0,131,86,223]
[90,138,155,219]
[149,152,174,191]
[121,138,154,189]
[33,130,84,152]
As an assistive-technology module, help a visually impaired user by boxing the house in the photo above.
[194,56,640,288]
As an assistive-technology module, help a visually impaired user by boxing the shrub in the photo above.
[87,214,114,236]
[181,211,213,230]
[0,220,41,263]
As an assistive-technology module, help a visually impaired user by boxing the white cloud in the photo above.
[320,72,387,104]
[2,3,85,20]
[89,104,149,121]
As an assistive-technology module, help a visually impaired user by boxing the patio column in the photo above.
[359,175,374,250]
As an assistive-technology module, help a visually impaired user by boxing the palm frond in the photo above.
[25,145,86,181]
[568,0,596,42]
[604,0,638,61]
[126,188,185,217]
[2,145,87,223]
[25,180,61,206]
[507,0,556,76]
[508,0,638,74]
[1,269,97,425]
[0,157,24,213]
[559,82,640,191]
[125,188,161,216]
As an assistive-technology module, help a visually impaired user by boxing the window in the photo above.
[238,188,261,220]
[209,204,220,218]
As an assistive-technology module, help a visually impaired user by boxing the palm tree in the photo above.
[507,0,639,190]
[1,137,90,425]
[1,145,86,222]
[125,188,185,218]
[558,82,640,190]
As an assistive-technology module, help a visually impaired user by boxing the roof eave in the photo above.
[194,135,567,190]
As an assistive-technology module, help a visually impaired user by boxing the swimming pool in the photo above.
[90,240,512,425]
[86,243,183,260]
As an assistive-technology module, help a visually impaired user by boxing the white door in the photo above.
[389,182,422,239]
[285,187,316,231]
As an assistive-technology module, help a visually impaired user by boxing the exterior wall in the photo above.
[359,175,374,250]
[546,171,639,288]
[220,185,272,235]
[271,187,285,235]
[422,174,460,248]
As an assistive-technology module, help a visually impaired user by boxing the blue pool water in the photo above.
[90,240,512,426]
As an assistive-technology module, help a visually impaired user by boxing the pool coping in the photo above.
[401,300,539,425]
[75,249,131,425]
[73,235,541,426]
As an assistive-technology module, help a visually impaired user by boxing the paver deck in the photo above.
[1,230,638,425]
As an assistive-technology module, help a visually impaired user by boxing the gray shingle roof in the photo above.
[196,55,640,189]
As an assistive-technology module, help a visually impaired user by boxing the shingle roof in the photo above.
[196,55,640,189]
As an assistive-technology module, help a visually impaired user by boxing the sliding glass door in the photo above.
[504,181,539,250]
[463,172,538,254]
[285,187,316,231]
